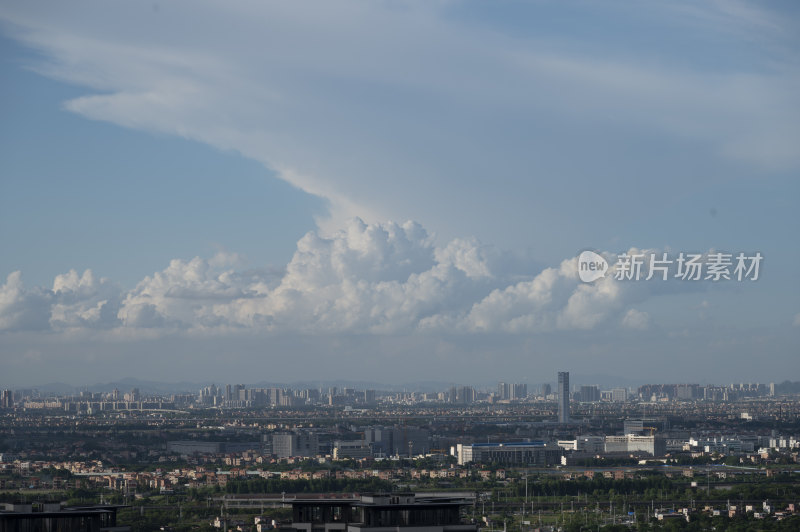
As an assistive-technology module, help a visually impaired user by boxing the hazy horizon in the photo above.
[6,368,797,394]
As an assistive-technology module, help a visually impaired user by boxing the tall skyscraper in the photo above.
[557,371,570,423]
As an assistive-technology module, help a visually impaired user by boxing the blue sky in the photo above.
[0,36,323,288]
[0,1,798,387]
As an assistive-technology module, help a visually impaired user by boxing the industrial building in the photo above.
[288,493,477,532]
[332,440,372,460]
[272,431,320,458]
[604,434,666,456]
[0,502,129,531]
[455,442,562,466]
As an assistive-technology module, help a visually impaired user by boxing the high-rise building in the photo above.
[498,382,510,400]
[557,372,570,423]
[456,386,475,404]
[611,388,628,403]
[512,383,527,400]
[233,384,246,402]
[611,388,628,402]
[579,385,600,402]
[0,389,12,409]
[498,382,527,401]
[124,388,140,402]
[676,384,700,400]
[363,389,376,404]
[268,388,283,405]
[541,383,552,397]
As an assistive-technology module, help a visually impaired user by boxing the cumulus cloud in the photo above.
[117,253,259,329]
[0,272,51,331]
[50,269,121,329]
[206,219,494,333]
[0,219,717,337]
[0,269,122,331]
[451,249,688,334]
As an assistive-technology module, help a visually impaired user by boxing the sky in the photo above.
[0,0,798,389]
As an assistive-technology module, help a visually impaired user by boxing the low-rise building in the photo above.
[604,435,666,456]
[288,493,477,532]
[456,442,561,466]
[332,441,372,460]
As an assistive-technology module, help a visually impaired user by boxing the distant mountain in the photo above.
[21,382,77,395]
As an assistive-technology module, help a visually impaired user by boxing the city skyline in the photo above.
[1,2,799,386]
[5,374,795,398]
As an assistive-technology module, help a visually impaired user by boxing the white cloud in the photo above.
[0,0,797,237]
[454,253,652,333]
[50,269,121,329]
[0,269,123,331]
[117,253,267,329]
[0,219,711,337]
[207,219,492,333]
[0,272,51,331]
